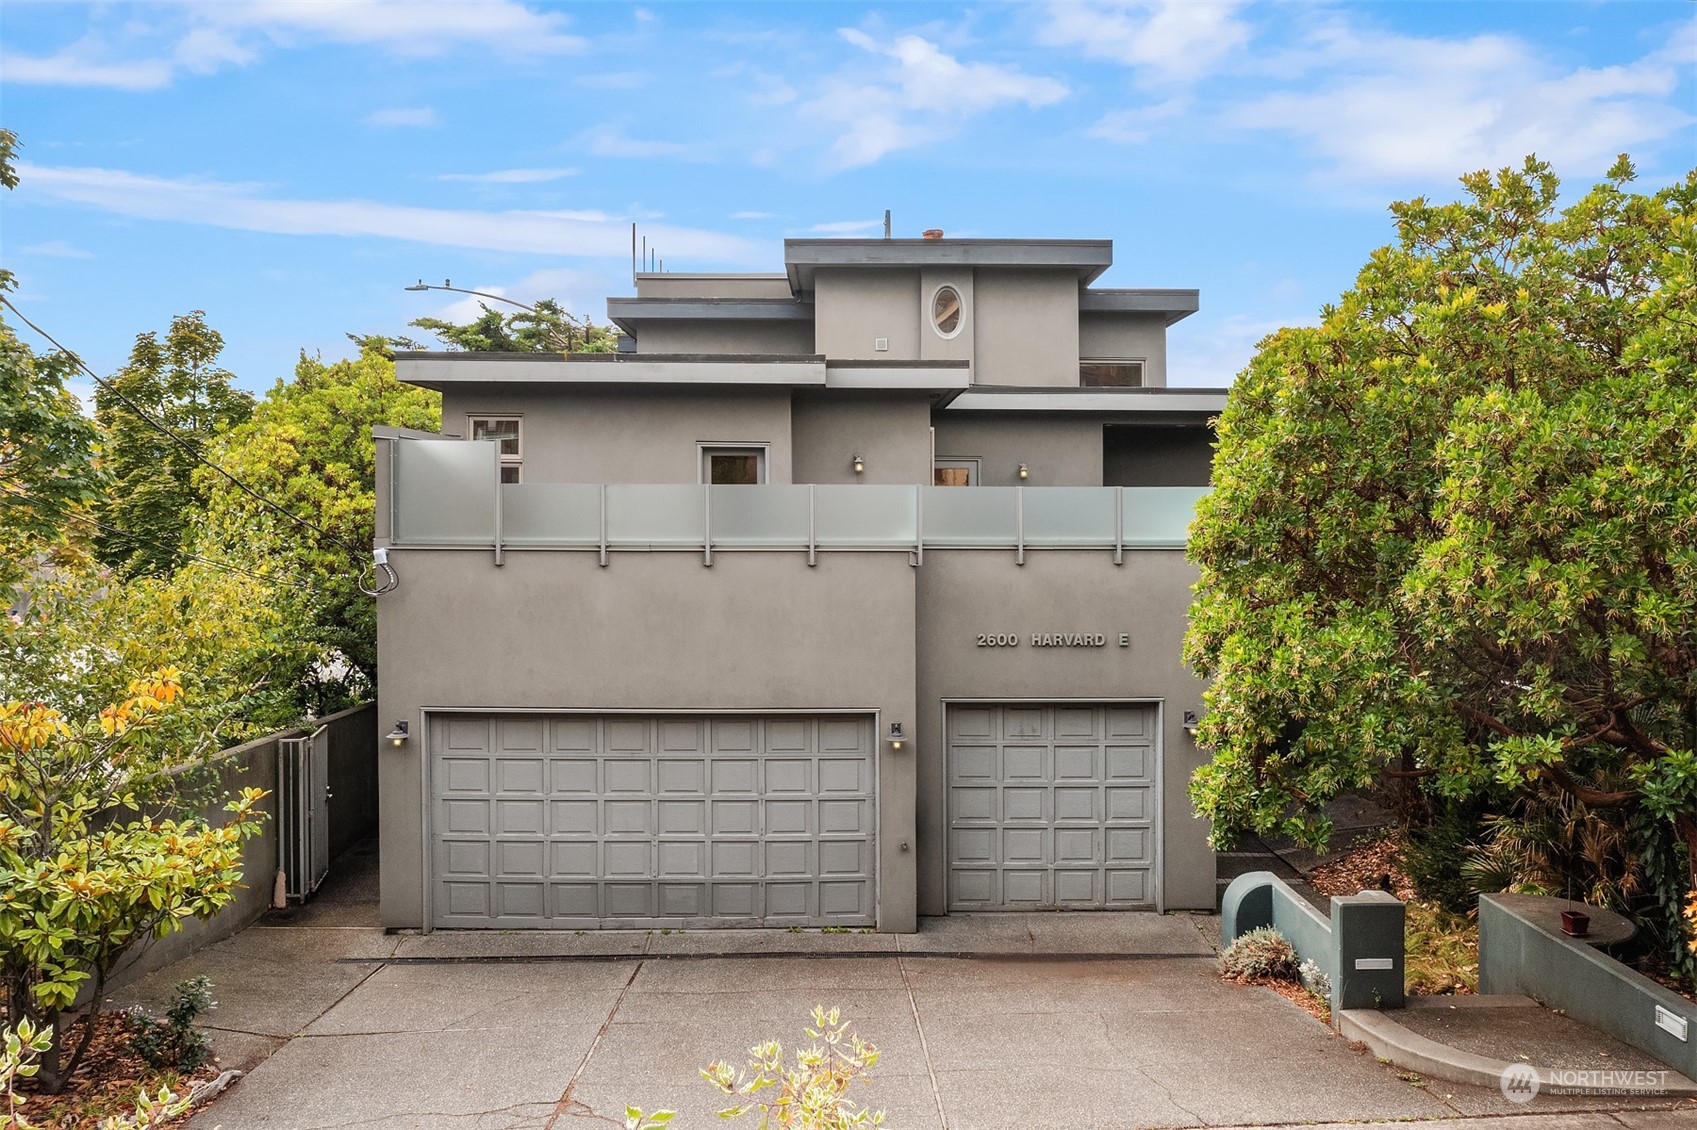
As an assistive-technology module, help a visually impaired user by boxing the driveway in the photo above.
[110,850,1697,1129]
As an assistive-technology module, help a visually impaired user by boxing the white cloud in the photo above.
[1039,1,1252,85]
[584,127,699,160]
[805,29,1068,168]
[731,211,779,220]
[172,26,257,73]
[1167,313,1297,388]
[16,162,764,264]
[808,219,883,234]
[19,240,95,259]
[1088,98,1187,144]
[437,168,578,184]
[574,71,650,90]
[195,0,586,57]
[0,49,174,90]
[1227,25,1693,181]
[365,107,438,128]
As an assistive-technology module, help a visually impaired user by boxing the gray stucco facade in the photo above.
[375,234,1222,932]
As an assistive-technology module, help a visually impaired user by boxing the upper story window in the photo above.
[470,416,522,483]
[701,445,767,484]
[934,459,978,487]
[930,285,964,338]
[1080,360,1143,388]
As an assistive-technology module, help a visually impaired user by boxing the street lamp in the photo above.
[402,279,582,351]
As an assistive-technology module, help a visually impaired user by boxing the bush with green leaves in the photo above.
[126,976,215,1073]
[1219,927,1300,983]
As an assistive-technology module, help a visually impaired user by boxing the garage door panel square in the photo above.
[765,840,813,877]
[496,882,545,918]
[949,707,994,742]
[1105,708,1149,739]
[658,883,706,917]
[550,718,597,752]
[710,719,756,753]
[711,840,758,878]
[657,760,705,794]
[1001,869,1047,904]
[550,759,596,795]
[1107,828,1151,865]
[764,719,809,753]
[817,757,866,794]
[605,800,652,835]
[444,717,489,751]
[710,759,758,794]
[952,746,995,781]
[764,760,811,795]
[1054,869,1099,904]
[764,799,812,835]
[604,760,652,795]
[1106,746,1151,782]
[443,758,489,794]
[1106,787,1151,822]
[1054,828,1096,864]
[443,799,489,835]
[712,883,758,918]
[1003,708,1045,740]
[550,799,596,835]
[764,882,812,918]
[1107,869,1149,903]
[951,786,995,821]
[952,869,995,905]
[710,799,758,836]
[657,840,706,879]
[658,719,703,753]
[550,841,597,877]
[656,799,705,835]
[443,840,488,876]
[604,841,651,878]
[1054,746,1099,781]
[1054,708,1099,739]
[1053,787,1098,822]
[819,880,869,918]
[494,717,543,752]
[495,799,544,835]
[551,883,597,918]
[604,720,651,754]
[951,828,994,863]
[1002,746,1046,780]
[496,840,545,877]
[1002,828,1047,864]
[444,882,489,916]
[818,840,866,876]
[604,883,654,918]
[818,799,866,835]
[497,758,544,794]
[1002,787,1046,822]
[819,719,863,752]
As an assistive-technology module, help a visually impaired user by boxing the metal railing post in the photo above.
[492,469,504,567]
[703,484,713,567]
[598,485,609,567]
[807,484,817,567]
[912,484,923,567]
[1016,486,1026,567]
[1114,486,1125,566]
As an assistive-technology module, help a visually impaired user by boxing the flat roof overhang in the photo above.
[605,296,814,336]
[1080,288,1200,326]
[784,238,1114,292]
[394,352,972,392]
[943,387,1228,414]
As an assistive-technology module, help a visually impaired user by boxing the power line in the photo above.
[0,484,322,594]
[1,297,369,562]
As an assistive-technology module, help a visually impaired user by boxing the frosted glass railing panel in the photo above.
[393,439,495,545]
[814,485,916,546]
[1025,488,1118,546]
[605,484,705,546]
[921,487,1018,546]
[710,485,810,546]
[1122,486,1208,545]
[502,484,601,546]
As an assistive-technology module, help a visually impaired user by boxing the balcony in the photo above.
[385,437,1204,559]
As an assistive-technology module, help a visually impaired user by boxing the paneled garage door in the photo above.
[948,704,1158,911]
[430,713,875,928]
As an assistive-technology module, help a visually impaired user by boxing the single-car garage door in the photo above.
[948,703,1158,910]
[430,713,875,928]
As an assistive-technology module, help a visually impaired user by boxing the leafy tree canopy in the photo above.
[1186,157,1697,905]
[401,296,619,353]
[93,313,254,579]
[193,341,440,714]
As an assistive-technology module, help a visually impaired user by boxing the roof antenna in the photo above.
[883,209,892,240]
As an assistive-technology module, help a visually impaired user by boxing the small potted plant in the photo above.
[1560,907,1590,937]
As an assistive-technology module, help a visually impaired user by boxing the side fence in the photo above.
[108,703,376,988]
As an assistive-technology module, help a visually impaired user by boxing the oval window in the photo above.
[931,285,963,337]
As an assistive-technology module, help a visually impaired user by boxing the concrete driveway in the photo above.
[108,848,1696,1130]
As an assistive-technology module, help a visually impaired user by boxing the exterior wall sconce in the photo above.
[886,721,907,752]
[1182,711,1200,736]
[386,721,410,748]
[1017,463,1029,480]
[852,453,866,475]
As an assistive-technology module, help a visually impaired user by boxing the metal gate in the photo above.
[278,725,331,902]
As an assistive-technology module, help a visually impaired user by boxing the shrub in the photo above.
[126,976,215,1073]
[1404,901,1479,995]
[702,1006,884,1129]
[1404,802,1487,915]
[1218,926,1299,983]
[1297,958,1332,998]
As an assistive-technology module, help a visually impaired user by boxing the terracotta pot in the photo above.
[1561,909,1590,937]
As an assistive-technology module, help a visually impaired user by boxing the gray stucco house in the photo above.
[373,234,1225,933]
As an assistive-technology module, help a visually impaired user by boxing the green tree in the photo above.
[403,297,619,353]
[93,313,253,578]
[193,341,440,713]
[1185,156,1697,976]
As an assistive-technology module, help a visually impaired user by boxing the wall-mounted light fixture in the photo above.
[386,721,410,748]
[886,721,907,752]
[1182,711,1200,736]
[852,453,866,475]
[1017,463,1029,480]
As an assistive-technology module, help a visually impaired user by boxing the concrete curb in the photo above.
[1339,1003,1697,1097]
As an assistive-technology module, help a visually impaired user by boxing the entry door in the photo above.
[430,713,875,929]
[948,704,1158,910]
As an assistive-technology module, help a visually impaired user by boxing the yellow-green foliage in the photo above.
[701,1006,885,1129]
[1404,901,1479,996]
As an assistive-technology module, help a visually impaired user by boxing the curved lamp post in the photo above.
[402,280,583,351]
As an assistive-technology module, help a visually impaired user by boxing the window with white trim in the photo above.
[933,458,979,487]
[469,416,523,483]
[1080,360,1144,387]
[700,445,767,484]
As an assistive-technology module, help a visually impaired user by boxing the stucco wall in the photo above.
[973,270,1079,387]
[813,269,921,360]
[632,320,815,356]
[929,414,1105,486]
[913,550,1213,913]
[440,387,795,484]
[376,549,920,931]
[790,391,934,484]
[1080,312,1170,387]
[1103,423,1214,487]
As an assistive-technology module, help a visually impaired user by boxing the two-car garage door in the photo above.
[429,713,875,929]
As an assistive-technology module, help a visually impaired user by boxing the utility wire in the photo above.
[0,483,321,593]
[2,296,369,561]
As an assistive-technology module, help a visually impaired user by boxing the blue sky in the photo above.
[3,1,1693,399]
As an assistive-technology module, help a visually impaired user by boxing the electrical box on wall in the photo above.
[874,337,889,352]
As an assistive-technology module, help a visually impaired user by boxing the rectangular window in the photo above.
[933,458,979,487]
[469,416,522,483]
[1080,360,1144,388]
[700,446,767,484]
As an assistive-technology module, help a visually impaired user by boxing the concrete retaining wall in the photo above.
[1479,893,1696,1079]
